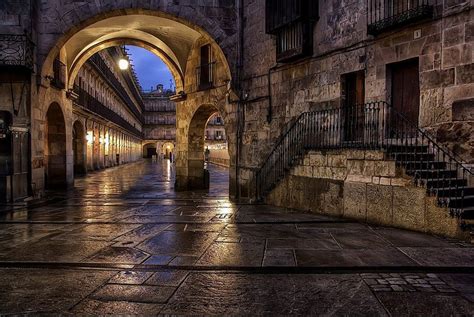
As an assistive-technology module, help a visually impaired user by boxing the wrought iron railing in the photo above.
[196,62,215,91]
[255,101,474,228]
[367,0,433,35]
[73,85,143,138]
[88,54,144,122]
[0,34,34,70]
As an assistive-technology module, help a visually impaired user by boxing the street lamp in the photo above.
[118,58,129,70]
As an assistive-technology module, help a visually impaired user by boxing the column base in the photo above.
[174,169,210,191]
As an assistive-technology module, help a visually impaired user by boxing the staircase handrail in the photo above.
[386,102,474,177]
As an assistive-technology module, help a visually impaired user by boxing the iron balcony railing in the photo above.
[143,107,176,113]
[74,85,144,139]
[88,54,144,122]
[196,62,215,91]
[367,0,433,35]
[0,34,34,70]
[265,0,319,34]
[146,135,176,140]
[255,102,474,229]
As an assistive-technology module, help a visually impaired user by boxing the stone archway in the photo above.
[34,7,238,197]
[143,142,157,158]
[181,104,221,190]
[162,142,175,159]
[45,103,67,189]
[72,120,86,176]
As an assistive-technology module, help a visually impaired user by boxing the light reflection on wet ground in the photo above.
[0,160,473,315]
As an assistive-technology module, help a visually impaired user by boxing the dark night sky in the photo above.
[126,45,175,92]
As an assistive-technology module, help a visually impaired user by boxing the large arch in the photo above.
[45,103,67,189]
[143,142,158,158]
[185,104,221,190]
[33,6,238,197]
[162,142,175,159]
[39,10,234,97]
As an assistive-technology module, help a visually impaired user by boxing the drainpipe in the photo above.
[235,0,245,201]
[266,65,278,123]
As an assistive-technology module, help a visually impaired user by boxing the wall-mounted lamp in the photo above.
[118,58,129,70]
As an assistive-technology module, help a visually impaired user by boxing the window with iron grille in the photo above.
[266,0,319,62]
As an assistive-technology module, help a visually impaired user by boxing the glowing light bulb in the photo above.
[118,58,129,70]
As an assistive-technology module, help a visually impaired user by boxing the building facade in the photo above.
[0,0,473,236]
[70,47,143,175]
[142,86,227,160]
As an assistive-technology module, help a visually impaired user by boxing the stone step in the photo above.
[435,186,474,198]
[407,169,458,179]
[448,196,474,209]
[392,152,436,161]
[387,145,429,153]
[461,209,474,220]
[403,161,447,170]
[426,178,468,189]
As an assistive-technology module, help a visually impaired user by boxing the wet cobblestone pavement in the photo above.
[0,160,473,315]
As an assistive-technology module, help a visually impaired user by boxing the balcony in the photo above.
[74,85,143,138]
[0,34,34,71]
[88,54,144,122]
[367,0,433,35]
[265,0,318,62]
[196,62,215,91]
[144,107,176,113]
[51,58,66,89]
[265,0,319,34]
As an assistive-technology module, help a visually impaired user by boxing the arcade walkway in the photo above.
[0,160,473,315]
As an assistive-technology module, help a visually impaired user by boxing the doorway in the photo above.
[341,70,365,143]
[73,121,86,176]
[45,103,67,189]
[389,58,420,133]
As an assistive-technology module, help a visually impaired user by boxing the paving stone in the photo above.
[196,242,264,267]
[295,249,416,267]
[86,246,149,264]
[0,269,114,314]
[108,271,154,285]
[399,248,474,266]
[142,255,174,265]
[161,273,388,315]
[145,270,189,286]
[375,292,474,315]
[263,249,296,267]
[70,299,163,315]
[168,256,200,266]
[137,231,218,256]
[90,284,176,303]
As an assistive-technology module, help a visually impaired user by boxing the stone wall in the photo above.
[266,149,469,240]
[238,0,474,199]
[207,149,230,167]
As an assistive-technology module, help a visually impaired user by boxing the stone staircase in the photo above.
[387,144,474,232]
[256,102,474,237]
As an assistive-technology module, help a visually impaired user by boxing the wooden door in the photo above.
[391,59,420,132]
[199,44,211,89]
[342,71,365,142]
